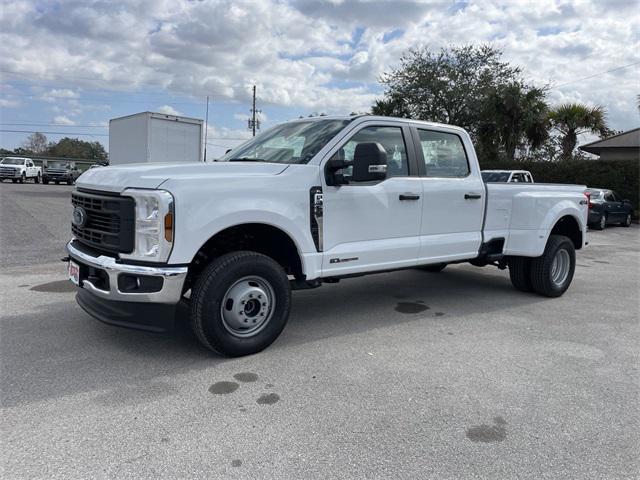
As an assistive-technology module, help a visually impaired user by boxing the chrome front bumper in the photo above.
[66,241,187,304]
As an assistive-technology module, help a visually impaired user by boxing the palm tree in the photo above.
[549,103,611,160]
[477,82,549,162]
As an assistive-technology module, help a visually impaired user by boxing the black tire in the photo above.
[35,173,41,184]
[530,235,575,298]
[190,251,291,357]
[417,263,447,272]
[621,213,632,227]
[593,213,606,230]
[19,173,25,184]
[508,256,533,292]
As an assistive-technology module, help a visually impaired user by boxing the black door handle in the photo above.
[399,194,420,201]
[464,193,482,200]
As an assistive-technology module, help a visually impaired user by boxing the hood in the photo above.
[76,161,290,193]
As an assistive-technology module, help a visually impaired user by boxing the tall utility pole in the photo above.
[248,85,261,137]
[203,95,209,162]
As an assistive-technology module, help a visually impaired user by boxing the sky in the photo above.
[1,0,639,159]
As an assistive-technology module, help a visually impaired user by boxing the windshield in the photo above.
[220,119,351,164]
[47,161,69,168]
[482,171,510,182]
[1,158,25,165]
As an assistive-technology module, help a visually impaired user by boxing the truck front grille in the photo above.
[0,167,19,176]
[71,190,135,254]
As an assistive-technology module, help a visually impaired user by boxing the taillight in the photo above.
[584,191,593,209]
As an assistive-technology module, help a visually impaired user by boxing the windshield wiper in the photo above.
[228,157,266,162]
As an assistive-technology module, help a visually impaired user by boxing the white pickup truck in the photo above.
[0,157,42,183]
[66,116,588,356]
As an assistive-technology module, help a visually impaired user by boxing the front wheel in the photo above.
[190,251,291,357]
[530,235,575,298]
[621,213,632,227]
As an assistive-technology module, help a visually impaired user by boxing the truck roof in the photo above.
[289,114,468,133]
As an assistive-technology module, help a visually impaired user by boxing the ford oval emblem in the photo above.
[72,206,88,228]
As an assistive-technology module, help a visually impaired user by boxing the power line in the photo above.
[0,128,250,142]
[550,61,640,89]
[0,129,108,137]
[0,122,108,128]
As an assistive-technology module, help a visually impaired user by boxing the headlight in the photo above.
[120,189,174,263]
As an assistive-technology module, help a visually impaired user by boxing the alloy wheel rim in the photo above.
[550,249,570,287]
[220,276,275,338]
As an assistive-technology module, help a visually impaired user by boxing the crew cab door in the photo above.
[320,122,422,276]
[411,126,485,263]
[26,160,36,176]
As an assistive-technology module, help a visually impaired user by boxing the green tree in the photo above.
[477,83,549,162]
[371,93,410,117]
[375,45,520,134]
[549,103,610,160]
[46,137,108,160]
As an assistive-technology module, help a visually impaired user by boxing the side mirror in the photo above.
[352,142,387,182]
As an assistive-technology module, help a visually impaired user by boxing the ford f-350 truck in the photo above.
[0,157,42,183]
[66,116,588,356]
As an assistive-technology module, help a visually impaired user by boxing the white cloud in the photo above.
[0,0,638,130]
[52,115,76,125]
[156,104,183,116]
[39,88,79,102]
[0,98,21,108]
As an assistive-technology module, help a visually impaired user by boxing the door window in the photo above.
[417,130,469,177]
[332,126,409,181]
[604,192,615,202]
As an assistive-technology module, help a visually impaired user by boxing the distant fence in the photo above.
[27,156,102,173]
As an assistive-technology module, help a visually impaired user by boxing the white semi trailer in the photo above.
[109,112,204,165]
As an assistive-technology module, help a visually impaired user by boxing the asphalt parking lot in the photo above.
[1,181,638,479]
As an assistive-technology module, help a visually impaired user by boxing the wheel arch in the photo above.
[186,222,305,289]
[549,214,583,250]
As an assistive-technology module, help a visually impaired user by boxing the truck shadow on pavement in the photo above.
[1,265,548,408]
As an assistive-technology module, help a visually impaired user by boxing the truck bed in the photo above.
[484,182,588,257]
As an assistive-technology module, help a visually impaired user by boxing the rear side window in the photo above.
[417,129,469,177]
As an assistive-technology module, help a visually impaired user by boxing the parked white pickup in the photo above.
[67,116,589,356]
[0,157,42,183]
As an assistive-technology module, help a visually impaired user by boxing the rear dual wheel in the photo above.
[508,235,575,298]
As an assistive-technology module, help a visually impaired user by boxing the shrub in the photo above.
[479,158,639,215]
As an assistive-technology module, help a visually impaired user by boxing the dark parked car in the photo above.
[586,188,633,230]
[42,160,81,185]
